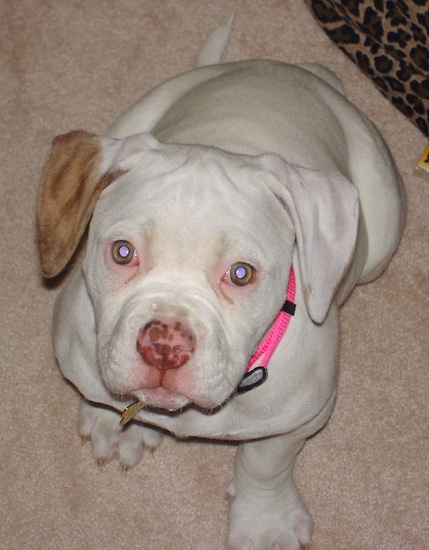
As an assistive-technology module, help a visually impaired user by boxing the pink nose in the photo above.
[137,318,195,372]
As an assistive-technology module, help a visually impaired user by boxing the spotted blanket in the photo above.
[306,0,429,136]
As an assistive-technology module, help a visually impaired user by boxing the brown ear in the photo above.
[36,131,124,278]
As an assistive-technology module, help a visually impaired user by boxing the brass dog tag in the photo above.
[120,401,145,426]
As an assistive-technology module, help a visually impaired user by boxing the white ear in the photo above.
[261,154,359,324]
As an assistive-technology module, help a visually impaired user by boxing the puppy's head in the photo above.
[37,131,358,410]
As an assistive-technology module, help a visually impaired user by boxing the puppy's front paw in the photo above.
[227,488,312,550]
[78,400,163,470]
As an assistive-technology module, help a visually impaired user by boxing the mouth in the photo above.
[132,387,191,412]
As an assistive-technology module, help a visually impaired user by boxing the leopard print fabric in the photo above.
[305,0,429,136]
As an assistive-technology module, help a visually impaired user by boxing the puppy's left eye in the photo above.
[226,262,255,286]
[111,240,137,265]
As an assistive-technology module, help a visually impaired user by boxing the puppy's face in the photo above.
[83,145,295,411]
[38,132,357,413]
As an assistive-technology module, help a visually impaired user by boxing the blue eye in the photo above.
[112,240,135,264]
[228,262,255,286]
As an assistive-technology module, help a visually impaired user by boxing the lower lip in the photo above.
[133,387,190,411]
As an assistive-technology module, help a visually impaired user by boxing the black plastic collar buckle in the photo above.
[236,366,268,394]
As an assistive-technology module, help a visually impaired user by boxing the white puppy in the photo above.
[37,19,406,550]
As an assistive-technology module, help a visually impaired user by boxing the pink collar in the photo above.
[236,266,296,394]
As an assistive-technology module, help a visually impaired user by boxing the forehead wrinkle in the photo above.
[150,148,255,209]
[143,179,238,232]
[100,144,267,226]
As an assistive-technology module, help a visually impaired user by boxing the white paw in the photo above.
[78,400,164,470]
[226,488,312,550]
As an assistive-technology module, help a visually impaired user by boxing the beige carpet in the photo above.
[1,1,428,548]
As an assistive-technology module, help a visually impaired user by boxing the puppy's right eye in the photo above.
[111,240,137,265]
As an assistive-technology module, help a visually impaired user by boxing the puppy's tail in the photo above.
[196,13,234,67]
